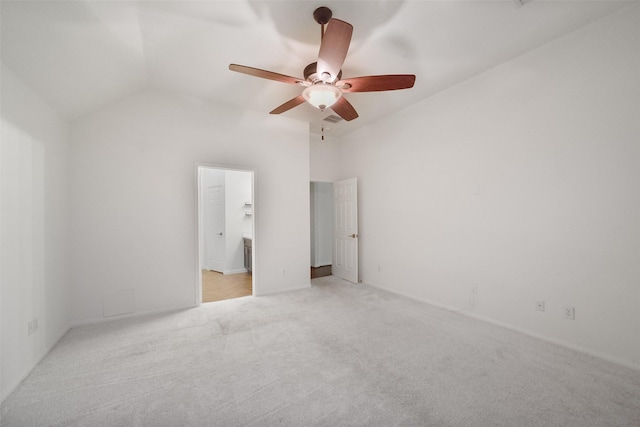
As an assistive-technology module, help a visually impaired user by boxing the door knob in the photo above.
[217,232,223,236]
[350,234,358,238]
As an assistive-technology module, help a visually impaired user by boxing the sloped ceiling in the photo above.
[1,0,631,137]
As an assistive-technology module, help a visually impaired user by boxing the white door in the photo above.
[205,184,225,272]
[333,178,358,283]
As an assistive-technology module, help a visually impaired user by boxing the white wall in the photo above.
[70,89,310,324]
[310,182,333,267]
[1,64,71,400]
[310,136,341,182]
[334,6,640,368]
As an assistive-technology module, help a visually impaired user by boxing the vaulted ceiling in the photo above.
[1,1,631,137]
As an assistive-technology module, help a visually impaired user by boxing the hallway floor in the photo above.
[202,270,252,303]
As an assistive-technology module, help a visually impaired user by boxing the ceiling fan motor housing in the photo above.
[304,62,342,84]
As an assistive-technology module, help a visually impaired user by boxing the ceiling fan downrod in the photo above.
[313,6,332,42]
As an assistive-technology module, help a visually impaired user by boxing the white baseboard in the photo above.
[223,268,248,275]
[1,325,71,404]
[254,283,311,297]
[70,304,195,328]
[311,258,332,268]
[366,281,640,373]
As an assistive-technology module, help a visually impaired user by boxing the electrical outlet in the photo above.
[536,301,545,312]
[27,318,39,336]
[472,284,478,294]
[564,306,575,320]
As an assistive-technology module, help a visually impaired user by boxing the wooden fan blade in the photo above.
[331,96,358,121]
[317,19,353,83]
[270,95,306,115]
[229,64,304,85]
[337,75,416,93]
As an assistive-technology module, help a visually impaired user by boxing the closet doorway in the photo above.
[310,179,359,282]
[310,181,333,279]
[198,166,254,303]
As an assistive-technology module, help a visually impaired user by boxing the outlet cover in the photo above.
[564,306,575,320]
[536,301,545,312]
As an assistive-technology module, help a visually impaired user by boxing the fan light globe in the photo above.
[302,84,342,110]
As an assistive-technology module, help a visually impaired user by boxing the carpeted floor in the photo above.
[2,276,640,426]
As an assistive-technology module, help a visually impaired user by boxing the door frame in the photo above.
[195,163,256,306]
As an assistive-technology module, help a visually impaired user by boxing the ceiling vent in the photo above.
[323,115,343,124]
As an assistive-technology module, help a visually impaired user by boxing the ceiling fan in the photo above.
[229,6,416,122]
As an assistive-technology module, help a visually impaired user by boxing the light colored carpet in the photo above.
[2,276,639,426]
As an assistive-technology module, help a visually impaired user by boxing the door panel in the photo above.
[205,184,225,272]
[333,178,358,283]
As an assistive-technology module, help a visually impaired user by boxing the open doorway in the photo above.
[198,166,254,303]
[310,178,359,283]
[310,181,333,279]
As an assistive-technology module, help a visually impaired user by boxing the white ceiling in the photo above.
[1,0,632,137]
